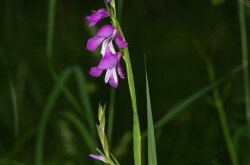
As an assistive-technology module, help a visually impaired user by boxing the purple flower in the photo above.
[86,24,128,54]
[106,0,111,3]
[86,8,110,27]
[89,46,125,88]
[89,154,107,163]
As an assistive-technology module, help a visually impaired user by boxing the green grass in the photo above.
[0,44,19,139]
[206,62,238,165]
[145,59,158,165]
[238,0,250,128]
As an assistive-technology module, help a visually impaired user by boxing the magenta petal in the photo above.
[89,67,103,77]
[98,54,118,69]
[117,62,125,79]
[106,0,111,3]
[108,75,118,88]
[86,8,109,27]
[97,24,114,38]
[89,154,106,163]
[114,34,128,48]
[86,36,105,51]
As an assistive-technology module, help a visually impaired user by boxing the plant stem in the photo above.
[123,46,141,165]
[238,0,250,127]
[111,6,141,165]
[206,62,238,165]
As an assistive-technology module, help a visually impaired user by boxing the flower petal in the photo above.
[86,36,106,51]
[114,34,128,48]
[98,54,118,69]
[97,24,114,38]
[108,72,118,88]
[89,67,103,77]
[106,0,111,3]
[117,61,125,79]
[104,69,112,83]
[89,154,106,163]
[86,8,110,27]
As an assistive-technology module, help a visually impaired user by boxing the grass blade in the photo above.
[74,67,95,138]
[123,47,141,165]
[0,44,19,138]
[238,0,250,127]
[62,110,96,152]
[145,60,158,165]
[10,80,19,138]
[206,62,238,165]
[35,68,74,165]
[152,65,242,132]
[46,0,57,74]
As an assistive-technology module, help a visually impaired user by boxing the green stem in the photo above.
[123,47,141,165]
[238,0,250,127]
[206,62,238,165]
[108,1,141,164]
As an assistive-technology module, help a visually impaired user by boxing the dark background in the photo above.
[0,0,250,164]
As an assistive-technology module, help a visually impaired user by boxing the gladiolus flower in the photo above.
[86,24,128,54]
[86,8,110,27]
[89,46,125,88]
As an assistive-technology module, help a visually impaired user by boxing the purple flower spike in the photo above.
[89,154,107,163]
[86,8,110,27]
[89,46,125,88]
[106,0,111,3]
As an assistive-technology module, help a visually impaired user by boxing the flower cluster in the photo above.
[86,0,128,88]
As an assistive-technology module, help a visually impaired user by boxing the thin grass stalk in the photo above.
[123,40,141,165]
[238,0,250,127]
[10,81,19,138]
[35,68,74,165]
[145,59,158,165]
[206,62,238,165]
[140,65,242,139]
[0,44,19,139]
[45,0,96,135]
[46,0,57,76]
[109,1,141,164]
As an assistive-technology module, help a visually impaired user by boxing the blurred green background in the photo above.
[1,0,250,164]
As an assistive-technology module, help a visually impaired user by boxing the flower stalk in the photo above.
[86,0,141,164]
[238,0,250,128]
[206,61,238,165]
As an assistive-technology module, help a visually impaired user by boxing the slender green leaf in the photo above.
[207,63,238,165]
[10,80,19,138]
[139,65,243,139]
[35,68,74,165]
[238,0,250,128]
[74,67,95,138]
[123,47,141,165]
[0,44,19,138]
[145,61,158,165]
[5,127,36,158]
[153,65,242,131]
[62,110,96,152]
